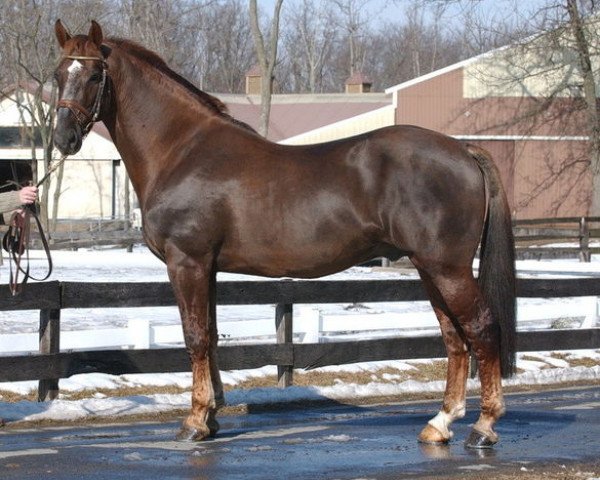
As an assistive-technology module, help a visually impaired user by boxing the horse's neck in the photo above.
[104,55,211,207]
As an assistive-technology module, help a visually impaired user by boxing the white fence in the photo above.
[0,297,597,355]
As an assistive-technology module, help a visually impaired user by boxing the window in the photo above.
[0,127,43,148]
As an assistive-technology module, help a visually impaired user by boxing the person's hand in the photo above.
[18,185,37,205]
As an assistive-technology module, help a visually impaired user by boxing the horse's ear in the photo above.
[55,19,71,48]
[89,20,103,48]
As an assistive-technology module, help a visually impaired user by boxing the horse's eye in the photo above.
[89,73,102,83]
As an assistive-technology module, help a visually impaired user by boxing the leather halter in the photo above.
[56,55,108,135]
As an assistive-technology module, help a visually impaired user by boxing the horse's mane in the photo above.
[106,37,257,134]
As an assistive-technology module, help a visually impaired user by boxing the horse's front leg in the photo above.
[166,251,221,441]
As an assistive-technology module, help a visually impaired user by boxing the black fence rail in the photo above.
[0,278,600,401]
[514,216,600,261]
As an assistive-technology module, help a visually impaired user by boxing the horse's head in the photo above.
[53,20,108,156]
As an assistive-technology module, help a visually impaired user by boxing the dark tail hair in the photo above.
[467,144,517,378]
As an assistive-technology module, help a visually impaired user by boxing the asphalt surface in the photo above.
[1,386,600,479]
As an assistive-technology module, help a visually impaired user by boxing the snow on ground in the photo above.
[2,355,600,424]
[0,247,599,424]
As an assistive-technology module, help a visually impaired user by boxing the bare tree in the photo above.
[282,0,338,93]
[249,0,283,137]
[329,0,381,77]
[198,0,256,93]
[460,0,600,215]
[565,0,600,214]
[0,1,61,230]
[373,1,464,88]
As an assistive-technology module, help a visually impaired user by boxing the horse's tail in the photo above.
[467,144,517,378]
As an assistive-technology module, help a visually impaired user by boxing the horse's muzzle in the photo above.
[54,108,83,155]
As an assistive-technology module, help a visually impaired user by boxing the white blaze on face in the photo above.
[67,60,83,74]
[63,60,83,100]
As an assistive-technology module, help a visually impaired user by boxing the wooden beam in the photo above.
[5,278,600,311]
[517,278,600,298]
[7,329,599,384]
[0,281,60,310]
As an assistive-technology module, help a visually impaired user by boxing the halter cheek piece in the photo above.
[56,55,108,136]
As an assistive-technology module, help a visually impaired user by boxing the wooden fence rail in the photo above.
[513,216,600,261]
[1,278,600,401]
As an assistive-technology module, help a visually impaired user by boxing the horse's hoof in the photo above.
[418,424,451,445]
[176,426,210,442]
[464,429,497,449]
[207,417,220,438]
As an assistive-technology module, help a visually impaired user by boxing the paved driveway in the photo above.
[1,387,600,479]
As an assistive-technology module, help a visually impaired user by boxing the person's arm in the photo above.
[0,187,38,224]
[0,191,22,215]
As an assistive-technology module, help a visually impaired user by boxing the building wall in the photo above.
[42,159,127,219]
[394,67,464,134]
[512,139,590,218]
[465,139,590,219]
[393,67,592,219]
[395,67,587,138]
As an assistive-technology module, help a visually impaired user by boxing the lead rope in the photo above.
[35,154,68,188]
[2,154,67,295]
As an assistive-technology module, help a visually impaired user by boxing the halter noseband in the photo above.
[56,55,108,136]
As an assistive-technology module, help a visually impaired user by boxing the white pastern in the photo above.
[428,405,466,440]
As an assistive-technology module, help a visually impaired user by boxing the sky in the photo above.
[258,0,555,28]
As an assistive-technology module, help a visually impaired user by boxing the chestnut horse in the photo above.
[53,20,516,449]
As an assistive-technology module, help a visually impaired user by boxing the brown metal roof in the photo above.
[89,93,391,143]
[222,93,391,141]
[7,82,391,144]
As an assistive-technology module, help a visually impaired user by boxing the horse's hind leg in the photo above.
[166,249,221,441]
[416,271,469,444]
[416,262,505,447]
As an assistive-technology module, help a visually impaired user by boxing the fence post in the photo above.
[580,217,591,263]
[128,318,151,349]
[38,308,61,402]
[275,303,293,388]
[580,296,598,329]
[298,306,322,344]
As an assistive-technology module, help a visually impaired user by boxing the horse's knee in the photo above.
[183,325,210,358]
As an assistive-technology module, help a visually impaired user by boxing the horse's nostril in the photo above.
[68,129,78,145]
[54,126,80,155]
